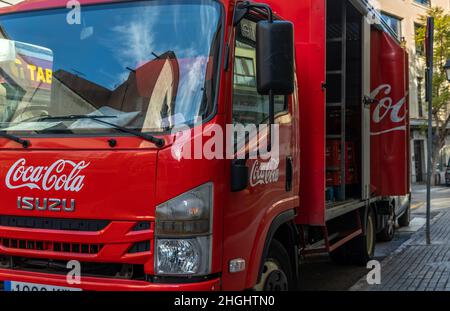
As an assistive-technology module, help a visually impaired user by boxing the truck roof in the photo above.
[0,0,124,15]
[0,0,400,43]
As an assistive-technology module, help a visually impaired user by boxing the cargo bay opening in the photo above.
[326,0,364,206]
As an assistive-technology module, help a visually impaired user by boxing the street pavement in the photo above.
[300,185,450,291]
[351,185,450,291]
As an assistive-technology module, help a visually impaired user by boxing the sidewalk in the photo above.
[351,210,450,291]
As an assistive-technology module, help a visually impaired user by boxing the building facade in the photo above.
[374,0,450,183]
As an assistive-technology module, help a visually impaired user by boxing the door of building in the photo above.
[414,140,424,182]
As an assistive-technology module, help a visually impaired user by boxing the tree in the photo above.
[416,7,450,184]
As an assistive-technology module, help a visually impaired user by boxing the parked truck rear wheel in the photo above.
[347,208,376,265]
[254,239,294,291]
[398,201,411,227]
[330,208,376,265]
[377,203,395,242]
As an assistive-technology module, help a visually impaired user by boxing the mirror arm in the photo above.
[233,1,250,26]
[268,90,274,152]
[233,1,273,26]
[249,3,273,23]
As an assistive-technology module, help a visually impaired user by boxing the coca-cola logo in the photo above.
[250,159,279,187]
[371,84,407,136]
[5,158,90,192]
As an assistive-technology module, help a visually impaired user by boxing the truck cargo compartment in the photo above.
[325,0,363,207]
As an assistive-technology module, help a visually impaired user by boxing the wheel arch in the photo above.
[253,209,299,288]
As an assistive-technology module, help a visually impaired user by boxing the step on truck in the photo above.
[0,0,411,291]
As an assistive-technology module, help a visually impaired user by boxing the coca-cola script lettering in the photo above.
[5,159,90,192]
[250,160,279,187]
[370,84,407,135]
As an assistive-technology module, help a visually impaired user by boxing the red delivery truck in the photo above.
[0,0,411,291]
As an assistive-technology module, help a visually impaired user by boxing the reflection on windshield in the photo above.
[0,40,53,124]
[0,0,222,134]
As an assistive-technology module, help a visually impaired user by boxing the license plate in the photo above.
[3,281,82,291]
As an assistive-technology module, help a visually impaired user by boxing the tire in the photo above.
[346,208,376,266]
[377,204,395,242]
[398,202,411,227]
[254,239,294,291]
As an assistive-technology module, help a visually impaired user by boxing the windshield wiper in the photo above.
[38,115,116,121]
[0,131,31,148]
[37,115,165,148]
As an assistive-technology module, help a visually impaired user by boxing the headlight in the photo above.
[155,183,213,276]
[156,237,210,275]
[156,182,213,236]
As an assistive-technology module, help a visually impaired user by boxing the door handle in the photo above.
[363,95,378,106]
[286,156,293,192]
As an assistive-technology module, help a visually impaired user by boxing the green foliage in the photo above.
[416,7,450,117]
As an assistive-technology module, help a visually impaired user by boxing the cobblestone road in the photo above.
[352,208,450,291]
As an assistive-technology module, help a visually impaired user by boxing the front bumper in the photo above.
[0,268,221,291]
[0,218,222,291]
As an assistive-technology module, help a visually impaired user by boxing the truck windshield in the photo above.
[0,0,222,135]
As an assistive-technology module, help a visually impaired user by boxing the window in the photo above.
[380,12,402,40]
[234,56,256,87]
[232,18,287,126]
[415,23,425,56]
[0,0,223,135]
[414,0,431,7]
[417,77,424,118]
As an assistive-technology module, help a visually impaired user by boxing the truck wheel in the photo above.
[377,206,395,242]
[398,203,411,227]
[347,208,376,265]
[254,239,294,291]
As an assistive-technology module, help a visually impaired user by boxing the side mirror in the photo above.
[0,39,16,63]
[256,20,294,95]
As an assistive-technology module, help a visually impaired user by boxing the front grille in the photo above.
[132,221,152,231]
[1,238,103,254]
[127,241,151,254]
[0,215,109,232]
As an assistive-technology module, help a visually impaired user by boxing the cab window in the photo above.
[232,18,287,126]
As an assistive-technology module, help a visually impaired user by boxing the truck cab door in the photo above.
[222,17,296,290]
[370,27,410,196]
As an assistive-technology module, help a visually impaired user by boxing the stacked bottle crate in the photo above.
[326,140,358,188]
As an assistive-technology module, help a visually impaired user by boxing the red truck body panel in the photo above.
[0,0,410,291]
[265,0,327,225]
[370,28,410,196]
[0,0,234,290]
